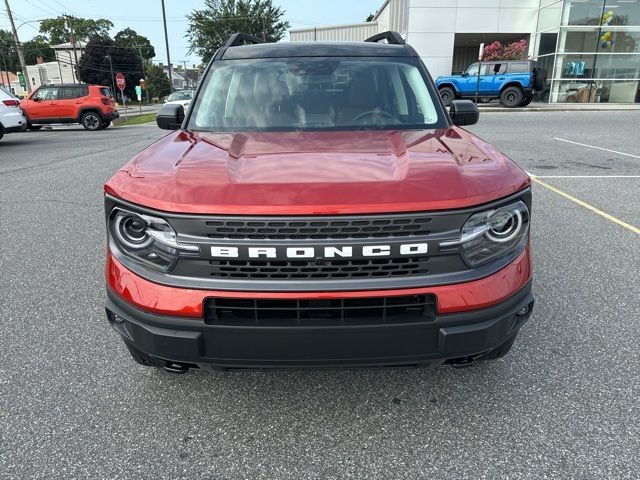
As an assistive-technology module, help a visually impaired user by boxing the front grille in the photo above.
[204,216,433,240]
[204,295,437,326]
[209,256,430,279]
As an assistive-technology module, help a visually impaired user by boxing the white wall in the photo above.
[407,0,540,78]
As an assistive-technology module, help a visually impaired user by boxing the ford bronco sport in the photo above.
[104,32,534,371]
[436,60,547,108]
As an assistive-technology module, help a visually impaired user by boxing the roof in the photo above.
[221,41,414,60]
[52,41,87,49]
[0,71,18,83]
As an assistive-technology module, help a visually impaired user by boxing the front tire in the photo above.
[438,86,456,107]
[99,121,111,129]
[27,123,42,131]
[500,86,524,108]
[81,112,102,131]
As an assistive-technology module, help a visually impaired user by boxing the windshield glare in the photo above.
[190,57,442,131]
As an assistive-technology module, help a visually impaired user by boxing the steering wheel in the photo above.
[351,109,398,124]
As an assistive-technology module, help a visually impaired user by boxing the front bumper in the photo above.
[106,281,533,369]
[105,110,120,120]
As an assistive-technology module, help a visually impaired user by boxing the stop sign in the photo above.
[115,73,126,91]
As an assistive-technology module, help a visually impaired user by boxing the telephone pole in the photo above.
[161,0,173,92]
[3,0,31,93]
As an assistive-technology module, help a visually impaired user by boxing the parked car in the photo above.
[164,90,194,109]
[105,32,533,372]
[21,84,119,131]
[0,86,27,142]
[436,60,547,108]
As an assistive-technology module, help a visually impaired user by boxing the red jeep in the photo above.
[21,84,119,131]
[104,32,533,372]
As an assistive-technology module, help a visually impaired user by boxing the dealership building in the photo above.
[290,0,640,103]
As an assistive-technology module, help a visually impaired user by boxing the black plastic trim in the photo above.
[106,281,533,368]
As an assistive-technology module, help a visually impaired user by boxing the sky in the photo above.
[2,0,383,66]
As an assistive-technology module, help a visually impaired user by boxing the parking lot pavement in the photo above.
[1,114,639,479]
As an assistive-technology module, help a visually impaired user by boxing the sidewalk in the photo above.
[478,102,640,112]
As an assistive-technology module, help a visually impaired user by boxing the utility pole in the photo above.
[65,14,80,80]
[161,0,173,92]
[3,0,31,93]
[181,60,189,88]
[106,55,116,99]
[137,45,149,102]
[1,47,10,88]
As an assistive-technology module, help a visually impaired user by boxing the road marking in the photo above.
[554,137,640,159]
[528,175,640,235]
[533,175,640,178]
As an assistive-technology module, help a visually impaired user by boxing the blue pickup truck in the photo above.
[436,60,546,108]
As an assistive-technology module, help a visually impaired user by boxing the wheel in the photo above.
[123,339,164,368]
[520,96,533,107]
[81,112,102,131]
[27,124,42,131]
[99,121,111,129]
[500,86,524,108]
[438,86,456,107]
[482,334,518,360]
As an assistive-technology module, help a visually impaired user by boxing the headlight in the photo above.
[109,208,198,271]
[440,201,529,267]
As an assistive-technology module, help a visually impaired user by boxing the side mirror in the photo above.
[32,97,41,102]
[157,103,185,130]
[449,100,479,126]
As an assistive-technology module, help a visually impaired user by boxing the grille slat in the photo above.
[209,256,429,279]
[204,216,432,240]
[204,295,437,326]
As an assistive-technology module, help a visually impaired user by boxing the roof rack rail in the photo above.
[224,33,265,48]
[364,31,405,45]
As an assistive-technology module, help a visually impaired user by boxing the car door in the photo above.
[485,62,508,93]
[458,63,491,96]
[28,86,59,121]
[58,86,86,121]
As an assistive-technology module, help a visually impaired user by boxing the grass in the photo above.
[118,113,157,126]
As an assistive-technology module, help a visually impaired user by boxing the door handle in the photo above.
[498,77,505,80]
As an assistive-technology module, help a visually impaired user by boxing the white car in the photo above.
[164,90,194,109]
[0,86,26,142]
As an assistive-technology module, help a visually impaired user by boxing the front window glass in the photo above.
[168,91,192,101]
[34,87,58,100]
[189,57,442,131]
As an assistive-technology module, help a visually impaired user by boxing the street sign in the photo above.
[116,73,126,91]
[17,72,26,89]
[135,85,142,101]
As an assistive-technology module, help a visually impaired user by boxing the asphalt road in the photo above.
[1,114,639,480]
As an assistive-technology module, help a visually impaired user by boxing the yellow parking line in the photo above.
[529,176,640,235]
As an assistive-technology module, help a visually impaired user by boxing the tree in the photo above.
[77,38,143,99]
[0,29,19,73]
[145,63,171,100]
[187,0,290,62]
[22,35,56,65]
[39,16,113,45]
[114,28,155,60]
[482,40,528,61]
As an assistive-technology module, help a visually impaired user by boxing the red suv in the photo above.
[22,84,119,131]
[104,32,534,372]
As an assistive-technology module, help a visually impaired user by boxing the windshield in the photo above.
[189,57,444,131]
[168,91,192,101]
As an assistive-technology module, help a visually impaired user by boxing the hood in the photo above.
[436,74,461,84]
[105,128,530,215]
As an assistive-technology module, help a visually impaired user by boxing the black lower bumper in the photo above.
[3,124,26,133]
[106,283,533,369]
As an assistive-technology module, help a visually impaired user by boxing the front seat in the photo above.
[337,73,380,124]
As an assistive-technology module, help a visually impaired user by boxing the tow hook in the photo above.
[164,362,190,374]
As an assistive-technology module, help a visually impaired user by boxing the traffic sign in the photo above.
[116,73,126,91]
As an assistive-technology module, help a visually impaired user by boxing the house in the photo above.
[290,0,640,104]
